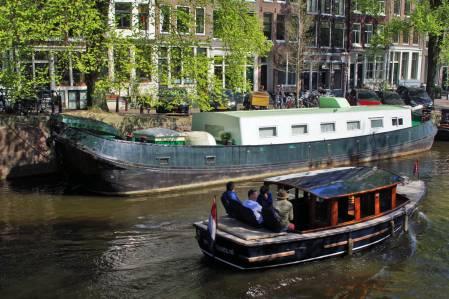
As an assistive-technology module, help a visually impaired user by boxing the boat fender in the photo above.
[404,212,408,232]
[390,219,395,237]
[347,237,354,256]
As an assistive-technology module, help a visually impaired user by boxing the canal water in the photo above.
[1,143,449,299]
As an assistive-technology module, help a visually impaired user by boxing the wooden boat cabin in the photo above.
[264,167,404,232]
[194,167,426,270]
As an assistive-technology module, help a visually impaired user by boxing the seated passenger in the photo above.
[242,189,263,224]
[273,190,295,232]
[257,185,273,208]
[221,181,240,217]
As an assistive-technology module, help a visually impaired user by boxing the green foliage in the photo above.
[0,0,270,111]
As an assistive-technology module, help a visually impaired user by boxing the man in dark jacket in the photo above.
[257,185,273,208]
[221,181,240,217]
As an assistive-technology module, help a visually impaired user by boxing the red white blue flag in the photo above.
[207,197,217,242]
[413,160,420,177]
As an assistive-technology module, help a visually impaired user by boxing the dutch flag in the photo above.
[207,197,217,243]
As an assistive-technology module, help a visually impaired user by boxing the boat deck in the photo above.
[194,180,425,246]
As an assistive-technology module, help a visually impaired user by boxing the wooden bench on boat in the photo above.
[194,167,426,270]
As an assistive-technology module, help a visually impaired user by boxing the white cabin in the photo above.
[191,105,413,146]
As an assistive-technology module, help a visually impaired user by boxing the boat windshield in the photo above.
[358,90,379,100]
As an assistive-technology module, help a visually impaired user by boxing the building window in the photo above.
[333,22,344,48]
[292,125,308,135]
[259,127,277,138]
[365,24,373,45]
[307,0,318,13]
[276,15,285,40]
[412,30,419,44]
[177,7,190,33]
[334,0,345,15]
[394,0,401,15]
[401,52,409,79]
[347,121,361,130]
[353,0,360,12]
[138,4,149,30]
[321,0,331,14]
[377,0,385,14]
[115,3,132,29]
[371,118,383,128]
[321,123,335,133]
[306,22,317,47]
[289,16,299,41]
[263,13,273,40]
[160,6,170,33]
[393,31,400,44]
[196,8,205,34]
[411,52,419,79]
[403,30,409,44]
[320,21,330,47]
[158,47,169,84]
[366,56,375,79]
[352,23,361,45]
[405,0,411,15]
[375,54,384,79]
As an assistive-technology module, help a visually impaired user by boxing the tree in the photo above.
[0,0,49,101]
[280,0,314,105]
[363,0,449,98]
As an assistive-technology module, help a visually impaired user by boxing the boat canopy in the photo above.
[265,167,402,199]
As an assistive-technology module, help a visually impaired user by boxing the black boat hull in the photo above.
[435,126,449,141]
[54,121,436,195]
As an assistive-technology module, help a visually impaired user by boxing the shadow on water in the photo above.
[0,142,449,298]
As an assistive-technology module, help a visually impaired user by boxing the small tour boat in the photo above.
[436,109,449,141]
[193,167,426,270]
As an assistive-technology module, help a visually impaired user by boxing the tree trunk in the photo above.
[426,33,441,101]
[85,71,98,108]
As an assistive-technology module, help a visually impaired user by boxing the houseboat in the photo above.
[193,167,426,270]
[52,98,436,195]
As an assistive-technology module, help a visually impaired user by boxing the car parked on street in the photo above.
[347,88,382,106]
[396,86,433,109]
[376,90,406,106]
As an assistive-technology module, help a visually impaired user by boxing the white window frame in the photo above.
[195,7,205,35]
[259,126,278,138]
[352,23,361,46]
[320,122,336,133]
[347,120,361,130]
[291,124,309,136]
[370,118,384,128]
[159,5,170,34]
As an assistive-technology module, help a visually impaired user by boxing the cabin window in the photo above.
[379,189,393,212]
[292,124,308,135]
[392,117,404,126]
[360,193,376,217]
[320,123,335,133]
[259,127,277,138]
[370,118,383,128]
[347,121,361,130]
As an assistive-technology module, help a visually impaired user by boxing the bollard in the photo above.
[347,237,353,255]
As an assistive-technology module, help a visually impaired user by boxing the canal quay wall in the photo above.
[0,112,192,180]
[0,115,56,180]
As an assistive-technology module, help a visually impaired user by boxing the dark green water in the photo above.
[1,143,449,298]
